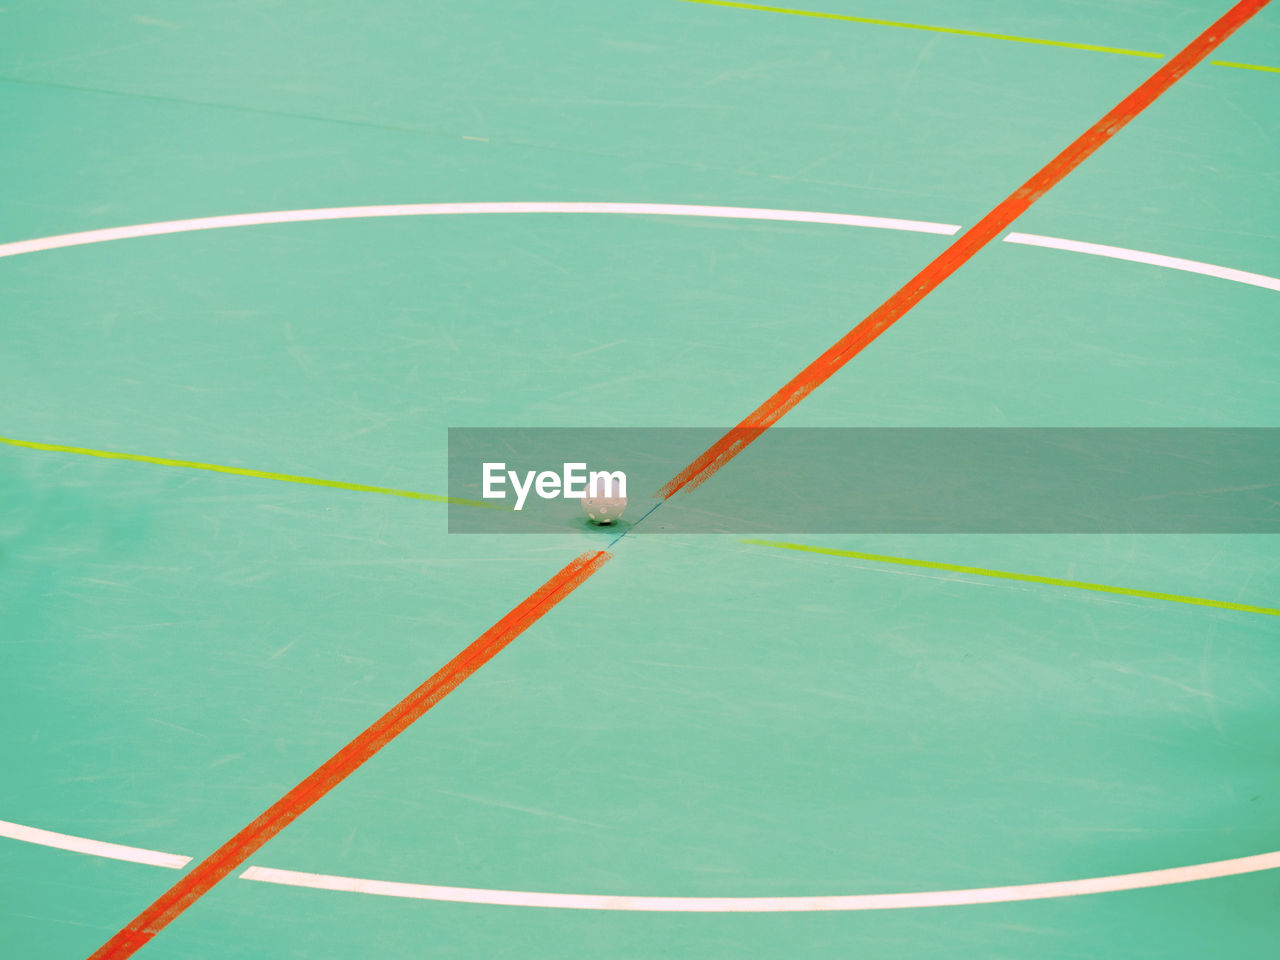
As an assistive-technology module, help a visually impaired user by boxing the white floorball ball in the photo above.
[582,476,627,524]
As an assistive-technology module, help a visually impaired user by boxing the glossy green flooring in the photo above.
[1,2,1277,957]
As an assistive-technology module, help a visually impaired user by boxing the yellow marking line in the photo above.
[1210,59,1280,73]
[0,435,501,509]
[678,0,1163,56]
[680,1,1280,73]
[5,434,1270,610]
[743,539,1279,617]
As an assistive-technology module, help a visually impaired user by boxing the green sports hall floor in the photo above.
[1,1,1277,957]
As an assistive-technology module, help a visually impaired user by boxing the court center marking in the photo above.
[5,187,1275,905]
[0,820,190,870]
[657,0,1271,501]
[89,551,611,960]
[0,435,500,509]
[679,0,1278,73]
[4,816,1280,911]
[742,540,1280,617]
[5,193,1275,907]
[1003,233,1280,292]
[9,2,1268,940]
[0,202,960,261]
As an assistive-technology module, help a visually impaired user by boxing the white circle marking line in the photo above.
[3,817,1278,910]
[0,202,960,261]
[1003,232,1280,293]
[1,203,1274,295]
[3,202,1276,909]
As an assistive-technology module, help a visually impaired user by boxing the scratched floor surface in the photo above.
[1,2,1278,958]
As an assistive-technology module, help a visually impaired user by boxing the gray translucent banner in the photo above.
[447,429,1279,534]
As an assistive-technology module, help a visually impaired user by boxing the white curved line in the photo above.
[0,818,190,869]
[3,817,1279,910]
[0,202,961,261]
[2,207,1276,905]
[1004,232,1280,293]
[1,206,1274,298]
[239,851,1280,911]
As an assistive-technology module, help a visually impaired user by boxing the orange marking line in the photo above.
[89,551,611,959]
[659,0,1271,499]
